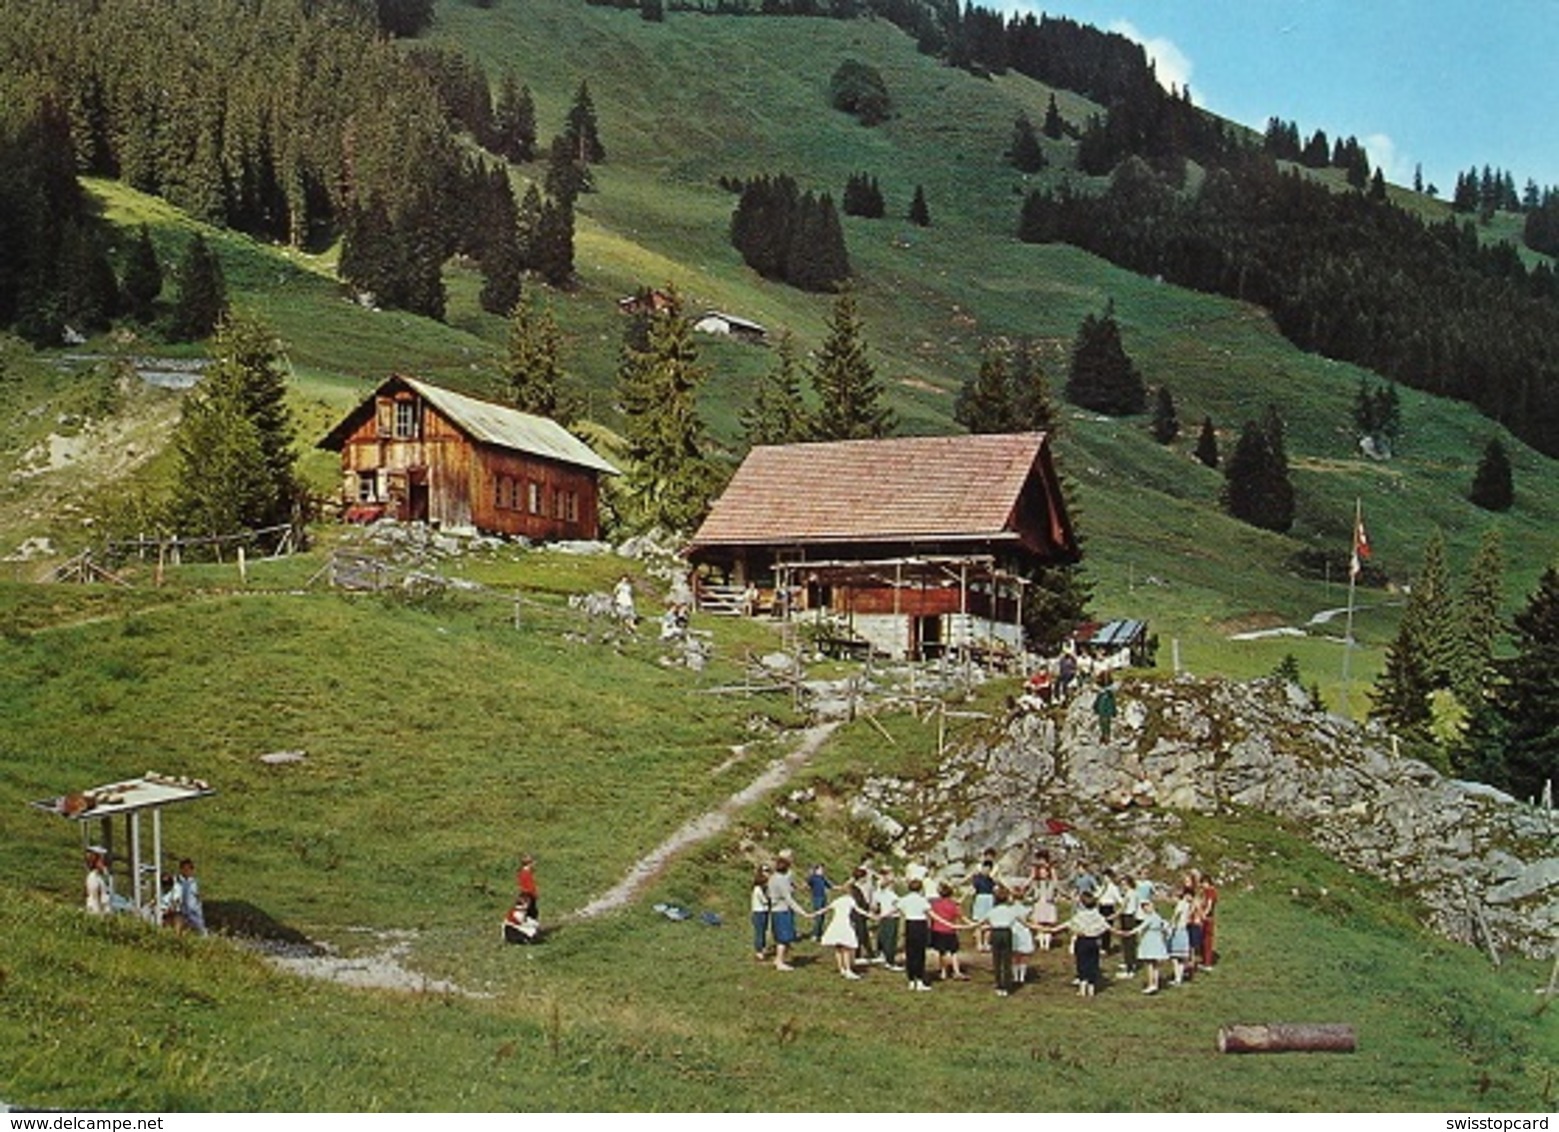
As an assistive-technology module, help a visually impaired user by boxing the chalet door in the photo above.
[406,467,429,522]
[915,614,943,660]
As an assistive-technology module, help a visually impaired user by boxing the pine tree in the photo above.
[616,287,719,533]
[1221,408,1294,532]
[1489,565,1559,800]
[58,222,119,333]
[477,173,524,316]
[1194,415,1219,468]
[955,343,1017,434]
[503,292,564,419]
[563,80,606,165]
[545,133,591,204]
[1413,529,1459,689]
[1468,436,1514,511]
[168,233,228,341]
[740,329,808,447]
[809,288,894,441]
[1064,305,1146,416]
[168,313,297,539]
[908,184,931,227]
[492,76,537,163]
[1371,607,1437,751]
[1007,114,1046,174]
[1455,527,1505,706]
[1022,559,1092,653]
[1009,337,1060,434]
[167,376,271,540]
[1150,385,1179,443]
[1042,93,1065,140]
[533,197,576,289]
[122,224,162,323]
[788,192,851,291]
[842,173,885,219]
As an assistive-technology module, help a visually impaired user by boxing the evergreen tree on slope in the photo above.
[809,288,894,441]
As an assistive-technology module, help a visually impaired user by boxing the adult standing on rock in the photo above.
[1092,671,1118,742]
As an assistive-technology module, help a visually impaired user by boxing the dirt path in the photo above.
[571,721,838,921]
[257,723,837,993]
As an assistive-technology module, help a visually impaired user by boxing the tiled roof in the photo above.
[690,433,1051,546]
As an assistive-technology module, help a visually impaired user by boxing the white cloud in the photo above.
[1108,19,1193,94]
[1363,132,1412,187]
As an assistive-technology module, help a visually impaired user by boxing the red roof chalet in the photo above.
[686,433,1078,658]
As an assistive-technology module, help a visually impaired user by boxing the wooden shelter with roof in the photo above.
[686,432,1078,660]
[320,375,618,540]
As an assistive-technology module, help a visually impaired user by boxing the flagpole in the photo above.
[1340,497,1360,716]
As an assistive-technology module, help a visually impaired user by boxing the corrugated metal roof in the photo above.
[322,376,619,475]
[401,377,619,475]
[690,433,1051,546]
[1088,619,1148,647]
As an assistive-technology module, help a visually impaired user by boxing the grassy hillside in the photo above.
[1,566,1554,1112]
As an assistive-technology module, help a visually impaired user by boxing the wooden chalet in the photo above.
[319,375,618,540]
[686,433,1079,660]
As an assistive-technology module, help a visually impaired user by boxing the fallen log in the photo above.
[1217,1023,1357,1054]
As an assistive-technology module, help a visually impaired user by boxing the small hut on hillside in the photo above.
[686,432,1078,659]
[320,376,618,540]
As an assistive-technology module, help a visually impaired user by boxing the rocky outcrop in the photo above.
[855,674,1557,958]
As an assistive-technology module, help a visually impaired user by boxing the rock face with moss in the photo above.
[857,675,1557,958]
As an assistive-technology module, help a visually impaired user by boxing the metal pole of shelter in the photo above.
[130,811,143,911]
[153,808,164,922]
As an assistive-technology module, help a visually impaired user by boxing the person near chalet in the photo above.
[1092,671,1118,741]
[1057,648,1079,699]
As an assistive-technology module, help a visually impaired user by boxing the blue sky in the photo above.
[1008,1,1559,195]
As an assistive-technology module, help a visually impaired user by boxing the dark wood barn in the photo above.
[320,375,618,540]
[686,432,1078,659]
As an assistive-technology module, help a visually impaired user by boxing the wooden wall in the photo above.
[335,391,603,539]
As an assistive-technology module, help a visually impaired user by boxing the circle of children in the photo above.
[752,847,1218,998]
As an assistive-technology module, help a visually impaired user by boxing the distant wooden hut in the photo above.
[319,375,618,540]
[686,432,1078,659]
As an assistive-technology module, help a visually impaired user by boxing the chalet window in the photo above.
[496,476,515,510]
[527,481,542,515]
[357,471,379,502]
[553,488,565,519]
[563,491,578,522]
[393,399,421,439]
[375,398,395,438]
